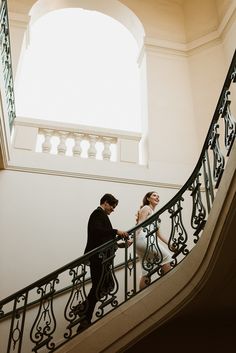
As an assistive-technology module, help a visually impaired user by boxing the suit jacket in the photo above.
[84,207,117,254]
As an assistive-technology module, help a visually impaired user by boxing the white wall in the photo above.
[145,50,198,173]
[222,15,236,65]
[0,169,177,298]
[8,13,29,80]
[188,44,227,148]
[188,3,236,148]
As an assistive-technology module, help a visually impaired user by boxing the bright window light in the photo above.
[15,8,141,132]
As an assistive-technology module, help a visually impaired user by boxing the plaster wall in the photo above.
[145,50,198,172]
[188,6,236,147]
[222,12,236,65]
[0,169,177,298]
[188,44,226,148]
[8,13,29,81]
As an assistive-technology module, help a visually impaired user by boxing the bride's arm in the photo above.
[137,206,150,224]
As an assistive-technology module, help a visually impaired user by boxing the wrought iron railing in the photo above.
[0,49,235,353]
[0,0,16,132]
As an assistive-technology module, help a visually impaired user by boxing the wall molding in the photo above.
[9,11,30,28]
[5,162,182,190]
[137,5,236,61]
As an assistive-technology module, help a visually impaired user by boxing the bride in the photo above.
[135,191,173,289]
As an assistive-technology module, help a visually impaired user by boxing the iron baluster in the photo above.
[202,150,215,213]
[141,218,163,278]
[188,174,206,243]
[0,0,16,131]
[64,263,88,338]
[125,230,137,300]
[168,198,189,261]
[30,279,58,352]
[124,237,128,301]
[95,243,119,318]
[209,123,225,187]
[127,252,137,298]
[231,63,236,82]
[7,293,28,353]
[219,90,236,155]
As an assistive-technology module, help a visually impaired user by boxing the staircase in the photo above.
[55,141,236,353]
[0,52,235,352]
[0,0,235,351]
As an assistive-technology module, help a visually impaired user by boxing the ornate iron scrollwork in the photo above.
[95,243,119,318]
[168,198,189,259]
[202,151,215,212]
[219,90,236,155]
[0,0,16,131]
[7,293,28,352]
[64,263,88,338]
[189,175,206,242]
[208,123,225,187]
[30,279,58,352]
[125,230,138,299]
[141,218,163,277]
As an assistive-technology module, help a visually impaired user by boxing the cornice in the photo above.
[5,163,182,190]
[137,5,236,61]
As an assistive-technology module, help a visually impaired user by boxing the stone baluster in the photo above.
[57,131,69,155]
[41,129,53,153]
[102,137,113,160]
[87,135,98,159]
[72,133,84,157]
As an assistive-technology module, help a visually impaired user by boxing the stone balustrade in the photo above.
[12,117,142,164]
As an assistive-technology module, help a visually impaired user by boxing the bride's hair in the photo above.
[135,191,156,224]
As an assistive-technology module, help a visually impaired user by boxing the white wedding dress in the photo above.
[135,205,172,275]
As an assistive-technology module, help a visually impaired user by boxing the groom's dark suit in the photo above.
[83,206,117,324]
[85,206,117,253]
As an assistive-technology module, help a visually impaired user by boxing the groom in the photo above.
[77,193,130,332]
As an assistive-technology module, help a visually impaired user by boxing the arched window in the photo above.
[15,8,142,132]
